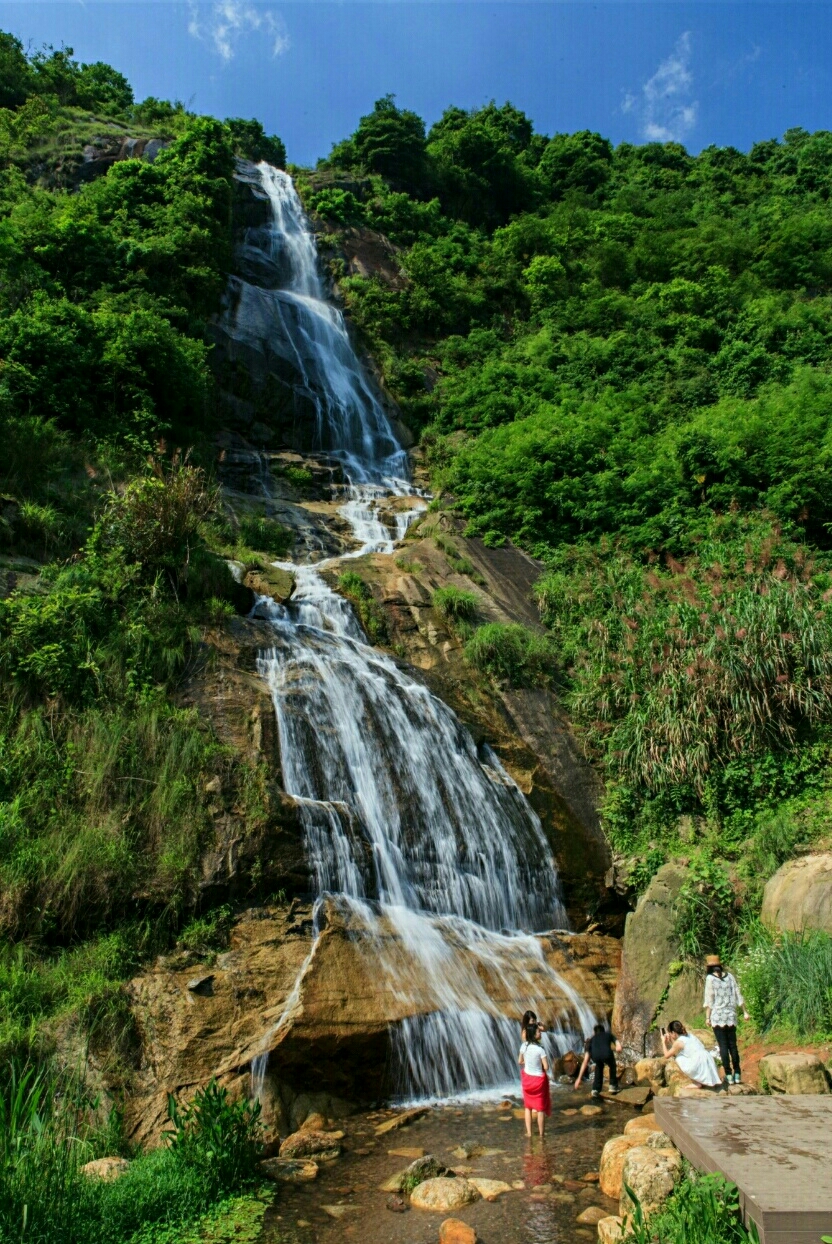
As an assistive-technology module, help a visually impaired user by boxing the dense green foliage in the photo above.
[0,1068,263,1244]
[0,34,286,1110]
[313,101,832,901]
[626,1172,759,1243]
[738,925,832,1039]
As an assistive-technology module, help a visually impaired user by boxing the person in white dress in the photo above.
[660,1020,722,1087]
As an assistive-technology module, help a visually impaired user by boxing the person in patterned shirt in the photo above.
[703,954,751,1085]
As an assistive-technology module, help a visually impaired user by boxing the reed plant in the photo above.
[738,923,832,1039]
[0,1068,262,1244]
[625,1173,760,1243]
[537,514,832,795]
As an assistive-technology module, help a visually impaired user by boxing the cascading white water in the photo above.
[235,163,596,1101]
[226,162,408,486]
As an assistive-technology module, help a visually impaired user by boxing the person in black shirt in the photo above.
[574,1023,622,1098]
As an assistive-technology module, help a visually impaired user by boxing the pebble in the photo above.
[576,1206,609,1225]
[580,1104,604,1117]
[386,1195,408,1213]
[388,1147,425,1158]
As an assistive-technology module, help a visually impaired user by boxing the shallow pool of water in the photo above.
[263,1085,626,1244]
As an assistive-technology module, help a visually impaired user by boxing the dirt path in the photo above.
[262,1085,629,1244]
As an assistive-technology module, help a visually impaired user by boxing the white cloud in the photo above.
[624,32,699,145]
[188,1,290,62]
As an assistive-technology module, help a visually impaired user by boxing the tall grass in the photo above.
[536,514,832,794]
[0,1069,262,1244]
[432,585,479,627]
[464,622,552,688]
[738,925,832,1039]
[626,1173,759,1243]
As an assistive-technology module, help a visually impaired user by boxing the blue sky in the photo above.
[1,3,830,165]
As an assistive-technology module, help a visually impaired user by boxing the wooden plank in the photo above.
[655,1097,832,1244]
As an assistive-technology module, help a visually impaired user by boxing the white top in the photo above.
[703,971,745,1027]
[520,1040,546,1077]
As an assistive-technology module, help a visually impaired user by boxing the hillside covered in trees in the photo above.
[309,96,832,937]
[2,30,832,1240]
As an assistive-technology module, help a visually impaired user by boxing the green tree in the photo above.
[0,31,33,109]
[352,95,427,191]
[225,116,286,167]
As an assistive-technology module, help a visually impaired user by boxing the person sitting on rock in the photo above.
[661,1020,721,1088]
[703,954,751,1085]
[518,1022,551,1138]
[574,1023,622,1098]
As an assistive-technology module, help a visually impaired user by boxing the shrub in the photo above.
[432,585,478,623]
[165,1080,262,1195]
[90,460,218,583]
[626,1172,759,1243]
[464,622,552,687]
[237,515,293,558]
[338,571,388,643]
[673,857,738,961]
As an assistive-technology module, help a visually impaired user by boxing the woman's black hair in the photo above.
[525,1022,540,1044]
[521,1010,537,1028]
[706,964,723,976]
[668,1020,686,1036]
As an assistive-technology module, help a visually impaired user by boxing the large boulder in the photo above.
[81,1157,130,1181]
[619,1145,683,1220]
[624,1114,662,1138]
[410,1177,480,1212]
[279,1129,343,1159]
[599,1135,639,1199]
[634,1058,665,1090]
[758,1053,830,1095]
[762,854,832,936]
[612,864,703,1060]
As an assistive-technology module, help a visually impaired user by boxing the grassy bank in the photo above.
[0,1069,266,1244]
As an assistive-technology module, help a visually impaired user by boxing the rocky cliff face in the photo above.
[123,900,620,1146]
[101,168,623,1142]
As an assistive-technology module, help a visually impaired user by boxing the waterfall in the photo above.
[233,164,596,1100]
[225,162,408,486]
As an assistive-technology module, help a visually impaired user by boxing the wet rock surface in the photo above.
[259,1093,624,1244]
[123,899,619,1144]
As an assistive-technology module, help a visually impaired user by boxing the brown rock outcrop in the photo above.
[123,899,620,1145]
[758,1053,830,1094]
[762,854,832,936]
[612,863,702,1059]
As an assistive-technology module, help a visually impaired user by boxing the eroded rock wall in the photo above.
[123,901,620,1145]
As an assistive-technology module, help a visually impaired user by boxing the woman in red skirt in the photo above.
[518,1021,551,1138]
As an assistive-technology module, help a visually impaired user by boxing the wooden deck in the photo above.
[655,1096,832,1244]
